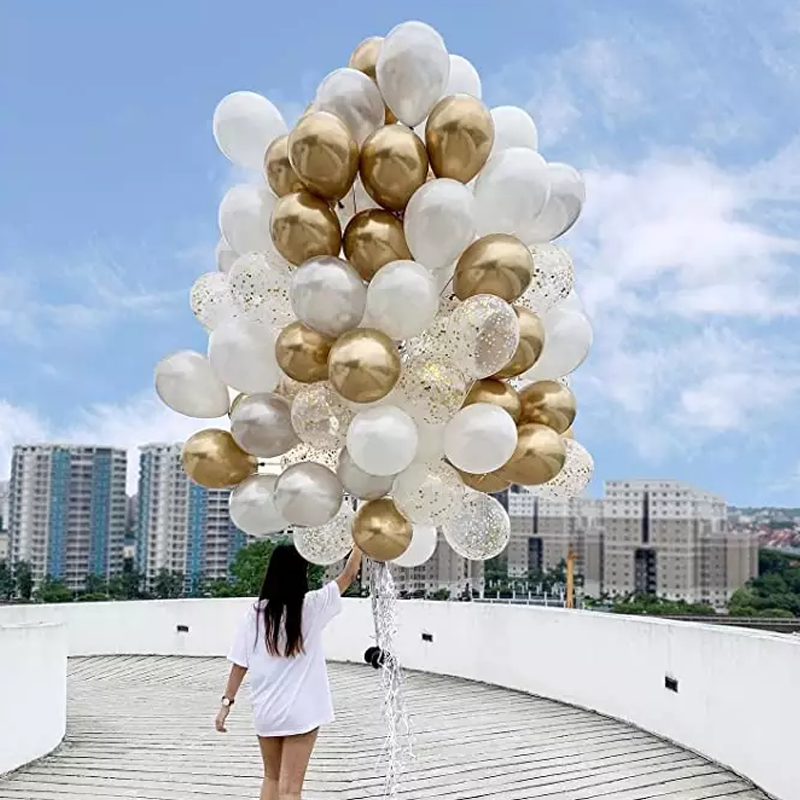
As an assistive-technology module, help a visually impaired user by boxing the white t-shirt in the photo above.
[228,581,343,737]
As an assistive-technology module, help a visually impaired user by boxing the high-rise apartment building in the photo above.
[491,481,757,610]
[0,481,9,562]
[7,445,127,590]
[600,480,757,608]
[136,444,247,592]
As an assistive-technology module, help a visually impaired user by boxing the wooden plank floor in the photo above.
[0,656,769,800]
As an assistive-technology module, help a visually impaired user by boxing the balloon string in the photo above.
[369,559,413,799]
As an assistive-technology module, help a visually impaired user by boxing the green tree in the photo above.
[431,587,450,601]
[153,569,185,599]
[227,538,326,596]
[78,573,109,601]
[15,561,33,602]
[108,567,144,600]
[36,577,74,604]
[0,560,15,601]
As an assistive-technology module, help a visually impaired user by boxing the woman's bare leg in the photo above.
[278,728,319,800]
[258,736,283,800]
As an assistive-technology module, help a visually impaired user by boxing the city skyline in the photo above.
[1,1,799,508]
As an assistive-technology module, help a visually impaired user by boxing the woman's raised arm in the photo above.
[335,546,363,594]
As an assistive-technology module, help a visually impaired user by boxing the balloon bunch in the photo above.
[155,20,595,574]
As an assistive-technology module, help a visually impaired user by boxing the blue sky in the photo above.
[1,0,799,503]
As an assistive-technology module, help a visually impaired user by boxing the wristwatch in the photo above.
[221,696,235,708]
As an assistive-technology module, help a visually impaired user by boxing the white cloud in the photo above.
[0,392,222,494]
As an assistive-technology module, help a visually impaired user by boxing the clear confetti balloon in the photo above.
[517,244,574,316]
[394,356,468,425]
[392,524,438,568]
[275,374,305,404]
[281,442,340,471]
[229,474,288,536]
[443,490,510,561]
[531,439,594,501]
[190,272,238,330]
[392,461,464,525]
[450,294,520,379]
[229,252,294,327]
[294,502,356,566]
[231,392,299,457]
[337,448,394,500]
[291,382,354,450]
[403,306,457,362]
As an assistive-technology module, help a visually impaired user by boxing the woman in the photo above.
[215,543,363,800]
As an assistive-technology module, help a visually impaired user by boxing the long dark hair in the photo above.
[256,544,309,657]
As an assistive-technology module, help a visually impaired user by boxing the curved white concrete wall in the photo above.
[0,622,67,776]
[1,599,797,800]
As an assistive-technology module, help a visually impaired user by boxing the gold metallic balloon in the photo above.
[181,429,257,489]
[275,322,334,383]
[288,111,359,202]
[270,190,342,266]
[264,134,304,197]
[348,36,383,79]
[456,468,511,493]
[343,209,412,281]
[562,427,574,440]
[328,328,401,403]
[519,380,577,434]
[463,379,522,422]
[454,234,534,302]
[352,498,412,562]
[385,106,398,125]
[497,423,566,486]
[360,125,428,212]
[229,393,247,416]
[425,94,494,183]
[493,307,546,379]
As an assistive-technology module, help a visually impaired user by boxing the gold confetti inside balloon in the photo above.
[518,244,574,315]
[442,490,510,560]
[531,439,594,501]
[291,382,354,450]
[395,357,469,425]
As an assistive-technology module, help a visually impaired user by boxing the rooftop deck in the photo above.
[0,655,768,800]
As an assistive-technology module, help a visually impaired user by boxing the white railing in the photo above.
[1,598,798,800]
[0,621,67,775]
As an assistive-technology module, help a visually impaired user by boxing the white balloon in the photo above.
[524,163,586,243]
[490,106,539,153]
[445,54,482,98]
[228,251,294,327]
[291,256,366,337]
[213,91,288,171]
[274,462,343,527]
[216,238,238,274]
[229,474,288,536]
[346,405,418,477]
[521,306,593,381]
[314,68,385,145]
[444,403,518,474]
[474,148,551,244]
[392,524,438,568]
[208,318,281,394]
[393,461,464,525]
[365,260,438,339]
[190,272,238,330]
[155,350,230,418]
[377,21,450,127]
[337,448,394,500]
[404,179,476,270]
[218,184,277,256]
